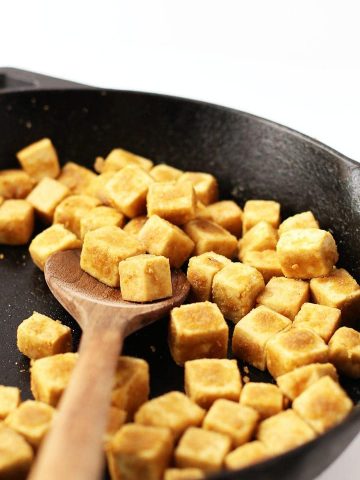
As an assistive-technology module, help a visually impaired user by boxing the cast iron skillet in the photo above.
[0,68,359,480]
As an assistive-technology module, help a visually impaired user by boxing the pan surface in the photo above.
[0,71,359,480]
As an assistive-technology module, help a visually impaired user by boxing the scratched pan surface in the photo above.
[0,68,359,480]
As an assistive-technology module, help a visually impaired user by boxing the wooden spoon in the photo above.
[29,249,190,480]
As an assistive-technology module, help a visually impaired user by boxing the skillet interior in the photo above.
[0,87,359,480]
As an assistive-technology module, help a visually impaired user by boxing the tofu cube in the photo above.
[329,327,360,378]
[293,376,353,434]
[80,206,125,240]
[139,215,194,268]
[293,303,341,343]
[197,200,243,237]
[0,196,3,207]
[187,252,231,302]
[0,386,21,419]
[16,138,60,182]
[111,356,149,419]
[232,306,291,370]
[240,383,283,419]
[183,219,237,258]
[147,181,196,225]
[119,254,172,302]
[256,409,315,454]
[175,427,231,472]
[107,424,173,480]
[80,226,145,287]
[185,359,242,409]
[57,162,97,194]
[29,224,81,271]
[26,177,69,222]
[17,311,72,359]
[104,407,127,444]
[266,328,328,378]
[123,216,148,237]
[84,171,114,205]
[97,148,153,173]
[30,352,78,406]
[242,249,283,283]
[243,200,281,234]
[5,400,55,448]
[279,211,319,236]
[106,165,154,218]
[257,277,309,320]
[277,228,338,279]
[53,194,101,238]
[0,169,34,199]
[203,399,259,447]
[225,441,270,470]
[212,263,265,323]
[310,268,360,325]
[178,172,218,205]
[0,424,33,478]
[276,363,338,401]
[135,391,205,440]
[169,302,228,366]
[0,199,34,245]
[150,164,183,182]
[164,468,204,480]
[238,221,278,260]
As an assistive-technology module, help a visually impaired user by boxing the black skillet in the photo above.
[0,68,359,480]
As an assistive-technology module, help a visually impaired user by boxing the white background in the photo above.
[1,1,359,478]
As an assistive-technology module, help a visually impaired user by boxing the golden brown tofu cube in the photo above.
[243,200,281,234]
[232,306,291,370]
[238,221,278,260]
[169,302,228,366]
[16,138,60,182]
[119,254,172,302]
[293,303,341,343]
[30,352,78,406]
[175,427,230,472]
[257,277,309,320]
[0,200,34,245]
[53,194,101,238]
[0,169,34,199]
[279,211,319,236]
[150,164,183,182]
[276,363,338,401]
[80,206,125,240]
[310,268,360,325]
[277,228,338,279]
[329,327,360,378]
[106,165,154,218]
[139,215,194,268]
[212,263,265,324]
[256,409,315,454]
[80,226,145,287]
[5,400,55,448]
[225,441,270,470]
[123,216,148,237]
[0,196,3,207]
[0,386,21,419]
[203,399,259,447]
[242,249,283,283]
[97,148,153,173]
[107,424,173,480]
[111,356,149,419]
[17,312,72,360]
[266,328,328,378]
[197,200,243,237]
[0,424,33,479]
[84,171,114,205]
[240,383,283,419]
[185,359,242,409]
[164,468,205,480]
[147,181,196,225]
[178,172,218,205]
[57,162,97,194]
[135,391,205,440]
[104,407,127,444]
[183,219,237,258]
[293,376,353,434]
[26,177,69,223]
[187,252,231,302]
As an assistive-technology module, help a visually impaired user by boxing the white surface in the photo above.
[1,1,359,478]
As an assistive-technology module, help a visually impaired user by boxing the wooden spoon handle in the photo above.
[29,323,124,480]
